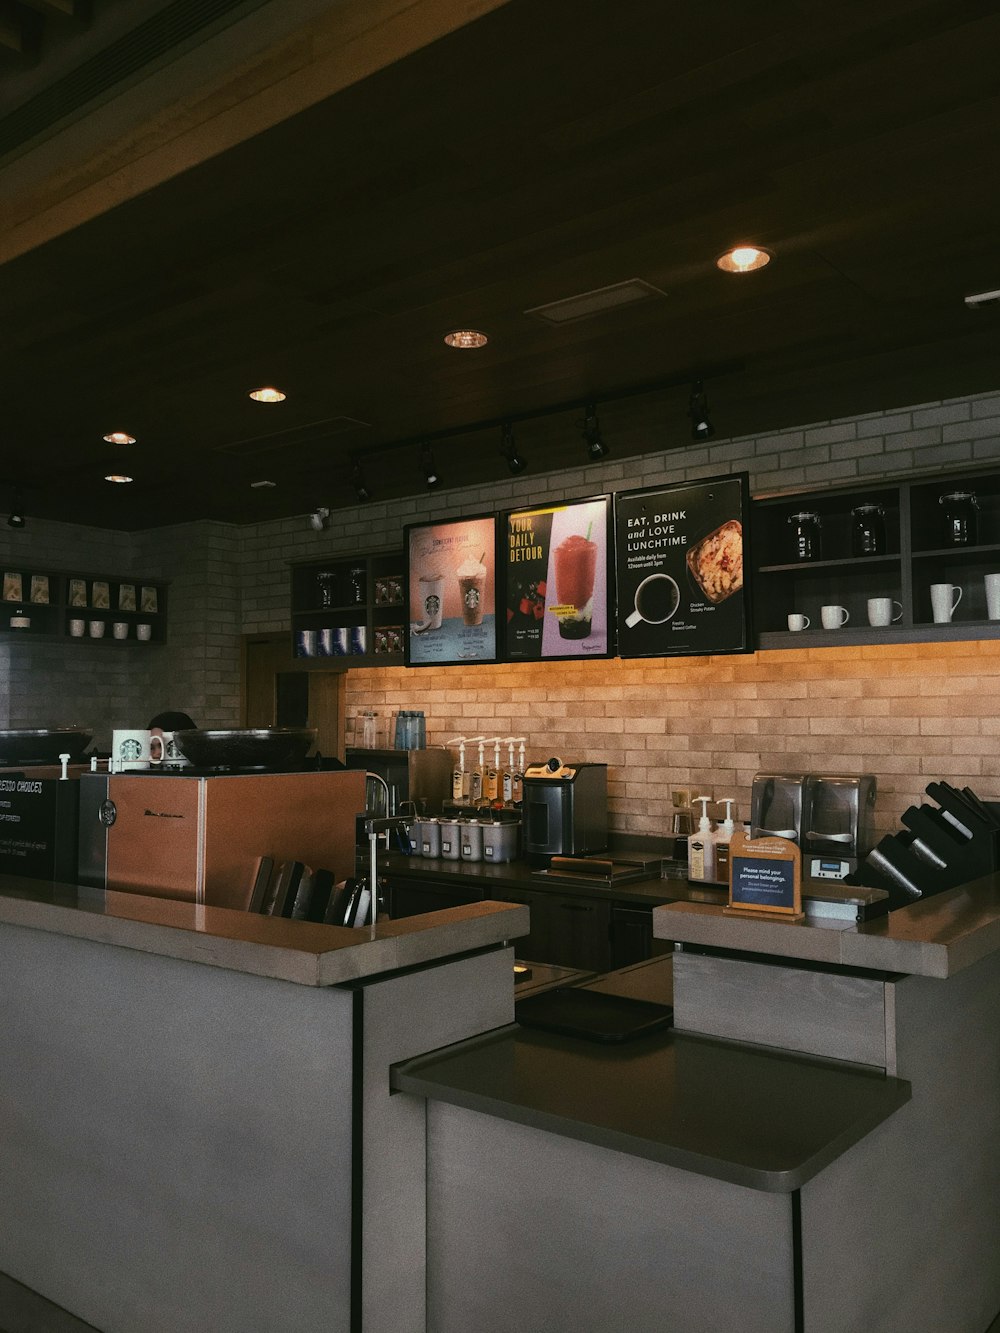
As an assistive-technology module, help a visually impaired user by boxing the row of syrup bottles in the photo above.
[449,736,526,806]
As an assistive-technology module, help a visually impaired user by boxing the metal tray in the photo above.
[515,986,673,1044]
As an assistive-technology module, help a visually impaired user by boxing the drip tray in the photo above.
[515,987,673,1044]
[531,855,657,889]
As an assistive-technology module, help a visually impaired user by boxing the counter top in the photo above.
[0,875,529,987]
[654,873,1000,978]
[392,1023,910,1192]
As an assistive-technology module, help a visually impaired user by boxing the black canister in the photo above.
[788,511,822,562]
[939,491,979,547]
[851,503,886,557]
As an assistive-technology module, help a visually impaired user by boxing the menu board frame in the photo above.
[404,513,499,667]
[501,493,614,663]
[614,472,752,658]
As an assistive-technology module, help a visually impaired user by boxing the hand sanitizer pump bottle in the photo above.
[688,797,716,882]
[714,800,737,883]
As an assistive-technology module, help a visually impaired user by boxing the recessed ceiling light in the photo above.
[103,431,136,445]
[444,329,488,349]
[716,246,772,274]
[250,479,277,488]
[249,387,287,402]
[104,474,133,484]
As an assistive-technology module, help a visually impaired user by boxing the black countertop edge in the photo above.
[391,1025,911,1193]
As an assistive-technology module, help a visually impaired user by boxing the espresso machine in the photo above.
[750,771,877,880]
[522,759,608,866]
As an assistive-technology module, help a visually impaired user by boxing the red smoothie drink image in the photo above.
[553,532,598,639]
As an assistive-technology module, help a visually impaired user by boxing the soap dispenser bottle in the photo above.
[688,797,716,882]
[714,800,737,884]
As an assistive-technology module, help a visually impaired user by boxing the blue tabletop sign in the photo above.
[727,831,802,917]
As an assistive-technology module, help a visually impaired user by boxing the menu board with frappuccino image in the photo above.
[614,473,751,657]
[405,515,498,666]
[503,495,612,660]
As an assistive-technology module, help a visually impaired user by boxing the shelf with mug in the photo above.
[756,554,901,576]
[757,621,1000,649]
[290,548,405,668]
[0,568,167,644]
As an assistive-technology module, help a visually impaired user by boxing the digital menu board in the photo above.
[614,474,751,657]
[503,495,612,660]
[405,514,498,666]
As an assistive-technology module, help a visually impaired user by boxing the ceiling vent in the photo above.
[525,279,667,326]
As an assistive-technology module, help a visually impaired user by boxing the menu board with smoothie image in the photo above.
[503,495,611,660]
[614,473,751,657]
[405,515,498,666]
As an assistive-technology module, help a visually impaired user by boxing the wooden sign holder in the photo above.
[723,831,804,920]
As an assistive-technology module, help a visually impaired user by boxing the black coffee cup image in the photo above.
[625,572,680,627]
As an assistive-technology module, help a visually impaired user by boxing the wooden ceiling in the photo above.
[2,0,1000,529]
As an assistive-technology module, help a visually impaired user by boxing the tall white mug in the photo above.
[930,583,962,624]
[867,597,903,628]
[111,729,164,772]
[985,573,1000,621]
[820,604,849,629]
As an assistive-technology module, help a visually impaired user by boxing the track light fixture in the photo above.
[688,381,715,441]
[419,442,440,488]
[309,506,330,531]
[581,404,607,460]
[500,422,526,475]
[7,494,24,529]
[351,461,372,503]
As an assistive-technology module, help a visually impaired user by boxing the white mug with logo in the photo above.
[930,583,962,623]
[867,597,903,628]
[985,573,1000,621]
[111,728,164,772]
[787,613,810,632]
[820,604,850,629]
[160,730,192,767]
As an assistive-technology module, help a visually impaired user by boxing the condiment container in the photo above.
[850,503,886,557]
[420,818,442,858]
[788,511,821,561]
[481,820,520,863]
[939,491,979,546]
[460,819,484,863]
[438,818,461,860]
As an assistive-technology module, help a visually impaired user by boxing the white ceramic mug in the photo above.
[136,623,152,642]
[625,572,681,627]
[89,619,106,639]
[787,613,810,632]
[159,730,191,768]
[930,583,962,624]
[111,728,164,772]
[985,573,1000,621]
[69,618,85,637]
[821,604,850,629]
[867,597,903,628]
[112,622,128,640]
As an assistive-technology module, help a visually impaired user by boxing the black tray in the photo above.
[515,987,673,1044]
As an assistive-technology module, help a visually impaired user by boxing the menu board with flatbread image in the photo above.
[614,473,752,658]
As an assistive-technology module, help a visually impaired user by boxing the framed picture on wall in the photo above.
[405,514,498,666]
[614,472,752,657]
[502,494,614,661]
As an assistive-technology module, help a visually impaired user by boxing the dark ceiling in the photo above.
[2,0,1000,529]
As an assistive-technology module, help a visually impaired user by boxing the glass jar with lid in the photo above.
[850,503,886,557]
[788,511,822,562]
[939,491,979,547]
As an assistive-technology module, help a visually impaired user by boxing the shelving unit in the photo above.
[290,549,406,668]
[0,569,168,645]
[751,469,1000,649]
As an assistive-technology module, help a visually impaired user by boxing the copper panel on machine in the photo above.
[203,769,365,910]
[105,776,201,901]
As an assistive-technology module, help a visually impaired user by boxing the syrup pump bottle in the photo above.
[688,797,716,882]
[512,739,526,805]
[483,738,501,804]
[449,738,467,801]
[469,738,486,804]
[502,739,516,805]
